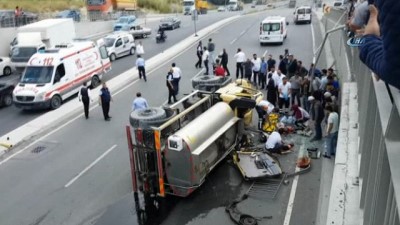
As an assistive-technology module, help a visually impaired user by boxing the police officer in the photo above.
[78,82,91,119]
[99,82,112,121]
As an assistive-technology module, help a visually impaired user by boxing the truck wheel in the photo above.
[91,75,100,88]
[130,47,135,55]
[239,215,257,225]
[130,107,167,128]
[50,95,62,110]
[3,66,11,76]
[110,53,116,61]
[142,33,147,38]
[191,75,222,89]
[3,94,12,106]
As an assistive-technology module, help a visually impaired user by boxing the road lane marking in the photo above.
[64,144,117,188]
[263,49,268,57]
[230,38,237,45]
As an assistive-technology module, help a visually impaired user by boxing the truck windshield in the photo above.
[262,23,280,32]
[86,0,105,5]
[21,67,54,84]
[12,47,37,58]
[103,38,115,47]
[183,2,194,6]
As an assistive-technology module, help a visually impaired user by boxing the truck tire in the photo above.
[3,66,11,76]
[192,75,222,88]
[129,107,166,128]
[142,33,147,38]
[3,94,12,106]
[91,75,100,88]
[50,95,62,110]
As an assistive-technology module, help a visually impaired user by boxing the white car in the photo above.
[0,57,12,76]
[102,32,136,61]
[217,6,227,12]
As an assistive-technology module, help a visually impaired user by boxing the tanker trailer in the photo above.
[165,102,242,197]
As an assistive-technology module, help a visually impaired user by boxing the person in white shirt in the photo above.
[278,77,291,110]
[171,63,182,95]
[202,46,210,75]
[132,92,149,111]
[135,55,146,82]
[136,41,144,55]
[251,53,261,87]
[265,128,293,154]
[78,82,92,119]
[324,105,339,158]
[256,100,275,130]
[234,48,246,79]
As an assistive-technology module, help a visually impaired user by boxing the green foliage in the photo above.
[0,0,85,12]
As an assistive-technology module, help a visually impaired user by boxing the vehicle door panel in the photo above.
[115,38,124,56]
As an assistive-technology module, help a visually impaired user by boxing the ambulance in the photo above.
[13,41,111,110]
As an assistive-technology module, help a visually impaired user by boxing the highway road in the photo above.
[0,9,246,137]
[0,2,330,225]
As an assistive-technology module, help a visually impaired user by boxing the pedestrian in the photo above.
[136,55,147,82]
[289,73,303,106]
[234,48,246,79]
[132,92,148,111]
[287,54,297,78]
[166,68,177,104]
[278,55,287,75]
[308,93,324,142]
[195,41,203,69]
[207,38,216,67]
[266,73,277,105]
[265,128,293,154]
[214,59,226,77]
[267,54,276,71]
[323,105,339,158]
[256,100,275,130]
[297,60,308,78]
[202,46,210,75]
[301,75,312,111]
[171,63,182,95]
[14,6,21,27]
[251,53,261,87]
[218,48,230,76]
[260,57,268,89]
[78,82,92,119]
[319,69,328,90]
[99,82,112,121]
[291,104,310,129]
[136,41,145,55]
[243,58,253,81]
[278,77,291,111]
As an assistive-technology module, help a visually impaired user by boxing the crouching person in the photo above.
[265,128,294,154]
[291,104,310,129]
[256,100,274,130]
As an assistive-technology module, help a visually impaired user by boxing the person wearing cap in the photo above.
[278,77,291,111]
[256,100,275,130]
[324,91,338,112]
[308,94,324,142]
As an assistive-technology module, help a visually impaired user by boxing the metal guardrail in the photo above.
[325,8,400,225]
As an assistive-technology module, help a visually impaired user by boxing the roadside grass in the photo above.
[0,0,85,12]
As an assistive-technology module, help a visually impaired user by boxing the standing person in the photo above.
[309,94,324,142]
[290,73,303,106]
[323,105,339,158]
[214,59,226,77]
[287,54,298,78]
[260,57,268,89]
[278,55,288,75]
[14,6,21,27]
[132,92,148,111]
[267,54,276,71]
[171,63,182,95]
[166,69,177,104]
[136,41,145,55]
[99,82,112,121]
[78,82,91,119]
[278,77,291,111]
[266,73,277,104]
[319,69,328,91]
[234,48,246,79]
[207,38,216,68]
[195,41,203,69]
[297,60,308,77]
[136,55,147,82]
[219,48,230,76]
[243,58,253,81]
[202,46,210,75]
[251,54,261,87]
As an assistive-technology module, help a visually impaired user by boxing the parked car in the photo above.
[0,83,14,107]
[113,15,136,31]
[217,6,227,12]
[0,57,12,76]
[55,10,81,22]
[121,25,152,38]
[102,32,136,61]
[159,17,181,30]
[0,10,38,27]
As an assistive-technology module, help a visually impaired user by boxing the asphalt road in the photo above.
[0,9,246,137]
[0,2,329,225]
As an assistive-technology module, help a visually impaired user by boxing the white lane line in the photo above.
[263,49,268,57]
[230,38,237,45]
[283,166,300,225]
[64,144,117,188]
[0,13,237,167]
[240,30,246,35]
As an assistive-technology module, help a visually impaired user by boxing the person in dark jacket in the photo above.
[359,2,400,90]
[267,54,276,71]
[278,55,287,75]
[219,48,230,76]
[287,54,298,78]
[266,73,277,104]
[166,68,177,104]
[78,82,91,119]
[308,92,324,141]
[99,82,112,121]
[195,41,203,69]
[243,58,253,81]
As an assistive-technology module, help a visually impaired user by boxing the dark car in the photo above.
[0,10,38,28]
[159,17,181,30]
[0,83,14,107]
[56,10,81,22]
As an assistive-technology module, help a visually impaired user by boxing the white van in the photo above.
[13,41,111,110]
[259,16,288,45]
[103,32,135,61]
[293,6,312,24]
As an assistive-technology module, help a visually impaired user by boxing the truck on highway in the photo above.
[228,0,243,11]
[13,41,111,110]
[182,0,209,15]
[86,0,137,21]
[10,19,76,73]
[126,80,262,209]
